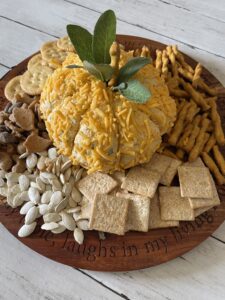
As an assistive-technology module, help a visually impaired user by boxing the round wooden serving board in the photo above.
[0,35,225,272]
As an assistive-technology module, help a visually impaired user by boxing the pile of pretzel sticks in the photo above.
[139,44,225,185]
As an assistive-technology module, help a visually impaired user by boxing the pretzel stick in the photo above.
[179,78,210,111]
[192,63,202,88]
[177,115,201,149]
[155,50,162,73]
[168,88,189,98]
[172,45,194,74]
[188,117,210,161]
[162,50,169,78]
[184,126,200,152]
[162,148,178,159]
[168,102,191,146]
[208,98,225,146]
[203,134,216,153]
[166,46,178,77]
[185,101,200,123]
[213,145,225,175]
[201,152,225,185]
[178,66,193,81]
[198,79,217,96]
[141,45,151,58]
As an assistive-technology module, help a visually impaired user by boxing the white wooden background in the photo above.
[0,1,225,299]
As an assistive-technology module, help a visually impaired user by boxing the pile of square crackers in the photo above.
[76,153,220,235]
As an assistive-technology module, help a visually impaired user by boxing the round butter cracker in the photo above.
[41,41,69,69]
[4,75,33,103]
[27,54,49,71]
[20,65,53,95]
[57,36,75,52]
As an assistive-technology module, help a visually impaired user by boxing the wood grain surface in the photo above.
[0,35,225,272]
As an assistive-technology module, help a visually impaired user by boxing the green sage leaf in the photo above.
[83,61,104,81]
[92,10,116,64]
[119,80,151,103]
[83,61,114,81]
[67,25,94,62]
[117,57,151,84]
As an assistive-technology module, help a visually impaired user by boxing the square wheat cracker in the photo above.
[160,158,182,186]
[121,166,160,198]
[194,206,213,217]
[149,192,179,229]
[117,191,150,232]
[89,194,129,235]
[142,153,172,177]
[189,175,220,209]
[182,157,205,168]
[77,172,118,201]
[178,166,213,198]
[159,186,195,221]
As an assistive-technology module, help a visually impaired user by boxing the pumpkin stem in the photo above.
[108,41,120,87]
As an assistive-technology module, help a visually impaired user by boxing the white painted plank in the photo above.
[1,1,225,86]
[212,222,225,242]
[167,0,225,22]
[66,0,225,57]
[0,224,120,300]
[0,65,10,78]
[86,237,225,300]
[0,17,52,67]
[0,0,225,57]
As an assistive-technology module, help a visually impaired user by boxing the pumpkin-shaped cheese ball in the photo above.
[40,50,176,173]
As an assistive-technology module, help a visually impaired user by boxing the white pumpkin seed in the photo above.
[25,206,39,225]
[41,190,53,204]
[62,181,73,197]
[55,157,62,176]
[20,201,35,215]
[41,222,59,230]
[45,184,52,191]
[61,156,70,163]
[59,173,66,184]
[61,160,72,173]
[60,211,76,231]
[66,207,80,214]
[19,175,30,191]
[71,187,82,203]
[28,187,40,204]
[43,212,61,223]
[51,224,66,234]
[19,152,29,159]
[36,177,45,192]
[50,178,62,191]
[48,147,57,159]
[39,204,49,215]
[75,168,84,182]
[77,219,89,231]
[37,156,46,171]
[73,212,82,221]
[48,191,63,211]
[40,172,56,182]
[18,222,37,237]
[68,197,77,208]
[64,167,72,182]
[26,153,38,169]
[55,198,68,213]
[73,228,84,244]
